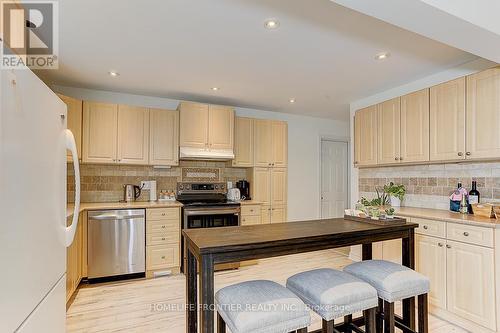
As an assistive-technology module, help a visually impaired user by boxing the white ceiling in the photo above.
[37,0,477,120]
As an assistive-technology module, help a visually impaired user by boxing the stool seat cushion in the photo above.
[344,260,430,302]
[286,268,378,321]
[215,280,311,333]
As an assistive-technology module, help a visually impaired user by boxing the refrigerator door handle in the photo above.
[65,129,81,247]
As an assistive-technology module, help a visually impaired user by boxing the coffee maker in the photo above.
[236,180,250,200]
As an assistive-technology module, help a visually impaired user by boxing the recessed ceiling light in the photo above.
[108,71,120,77]
[375,52,390,60]
[264,19,279,29]
[289,98,296,103]
[211,87,219,91]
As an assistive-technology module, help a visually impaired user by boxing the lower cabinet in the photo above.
[145,207,181,278]
[66,211,86,304]
[240,203,262,266]
[415,228,496,331]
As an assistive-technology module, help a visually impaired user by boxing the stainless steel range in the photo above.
[177,182,240,271]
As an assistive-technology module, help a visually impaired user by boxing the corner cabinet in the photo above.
[149,108,179,166]
[179,102,234,150]
[58,94,83,162]
[354,105,377,166]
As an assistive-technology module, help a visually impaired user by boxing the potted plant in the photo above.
[384,182,406,207]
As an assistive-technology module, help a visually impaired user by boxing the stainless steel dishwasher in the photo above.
[87,209,145,279]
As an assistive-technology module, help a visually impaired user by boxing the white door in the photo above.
[321,140,348,218]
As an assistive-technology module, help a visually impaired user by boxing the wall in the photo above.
[55,86,349,221]
[349,58,496,208]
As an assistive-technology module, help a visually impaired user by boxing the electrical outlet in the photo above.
[141,181,151,190]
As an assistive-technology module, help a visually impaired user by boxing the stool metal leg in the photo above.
[418,294,429,333]
[322,319,334,333]
[344,314,352,333]
[363,307,376,333]
[384,301,395,333]
[217,312,226,333]
[376,298,383,333]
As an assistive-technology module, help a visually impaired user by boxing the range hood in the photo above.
[179,147,235,161]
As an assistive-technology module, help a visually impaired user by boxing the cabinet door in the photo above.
[83,102,118,163]
[446,240,496,330]
[430,78,466,161]
[150,108,179,166]
[233,117,254,167]
[416,235,447,309]
[382,239,402,264]
[261,205,271,224]
[179,102,209,148]
[58,94,83,162]
[272,121,288,167]
[271,206,286,224]
[254,119,273,167]
[208,105,234,150]
[466,68,500,159]
[400,89,430,163]
[354,106,377,166]
[377,98,400,164]
[117,105,149,165]
[271,168,287,206]
[252,167,271,205]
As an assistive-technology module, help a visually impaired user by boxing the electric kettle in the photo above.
[124,184,142,202]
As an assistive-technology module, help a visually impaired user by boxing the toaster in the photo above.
[227,188,241,202]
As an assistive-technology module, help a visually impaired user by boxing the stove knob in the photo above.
[215,185,219,190]
[221,185,225,189]
[179,185,183,190]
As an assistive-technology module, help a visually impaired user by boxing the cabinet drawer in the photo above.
[241,205,261,216]
[146,231,179,246]
[241,215,261,226]
[413,218,446,238]
[147,218,179,233]
[146,208,180,221]
[447,223,493,248]
[146,244,180,270]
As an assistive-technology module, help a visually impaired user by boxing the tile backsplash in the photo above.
[358,162,500,210]
[67,161,248,203]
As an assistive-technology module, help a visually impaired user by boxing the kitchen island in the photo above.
[183,217,419,333]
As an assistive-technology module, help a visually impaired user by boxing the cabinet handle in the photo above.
[399,157,403,161]
[161,256,166,259]
[463,232,469,237]
[162,225,166,228]
[438,243,443,247]
[395,157,399,161]
[161,237,165,240]
[423,225,428,230]
[446,244,451,249]
[466,152,471,156]
[458,152,463,156]
[162,213,166,216]
[242,218,246,222]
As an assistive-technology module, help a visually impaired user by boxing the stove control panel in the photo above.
[177,182,226,194]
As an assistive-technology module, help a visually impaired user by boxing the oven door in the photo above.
[183,207,240,229]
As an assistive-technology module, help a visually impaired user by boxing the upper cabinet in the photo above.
[149,109,179,166]
[233,117,254,167]
[400,89,429,163]
[466,68,500,160]
[83,102,118,164]
[377,98,400,165]
[117,105,150,165]
[430,77,466,161]
[58,94,83,162]
[179,102,234,150]
[354,105,377,166]
[254,120,288,167]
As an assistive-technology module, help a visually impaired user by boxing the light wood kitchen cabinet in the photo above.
[430,77,466,161]
[354,105,377,166]
[252,167,271,204]
[58,94,83,162]
[416,234,447,309]
[82,102,118,164]
[446,240,496,330]
[241,204,262,226]
[377,97,400,164]
[252,167,287,223]
[66,212,84,304]
[208,105,234,150]
[400,89,429,163]
[179,102,209,148]
[271,206,286,224]
[271,168,287,206]
[149,108,179,166]
[233,117,254,167]
[466,67,500,160]
[254,119,288,167]
[117,105,149,165]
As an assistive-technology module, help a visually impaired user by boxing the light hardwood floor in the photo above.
[67,249,468,333]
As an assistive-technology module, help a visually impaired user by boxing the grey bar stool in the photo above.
[286,268,378,333]
[215,280,311,333]
[344,260,430,333]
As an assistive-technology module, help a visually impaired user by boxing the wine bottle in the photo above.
[469,181,480,204]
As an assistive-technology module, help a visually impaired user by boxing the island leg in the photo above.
[200,254,215,333]
[402,230,416,329]
[186,246,198,333]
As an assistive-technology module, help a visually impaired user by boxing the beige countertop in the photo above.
[395,206,500,228]
[67,201,183,218]
[239,200,263,205]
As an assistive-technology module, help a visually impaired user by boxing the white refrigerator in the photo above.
[0,67,80,332]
